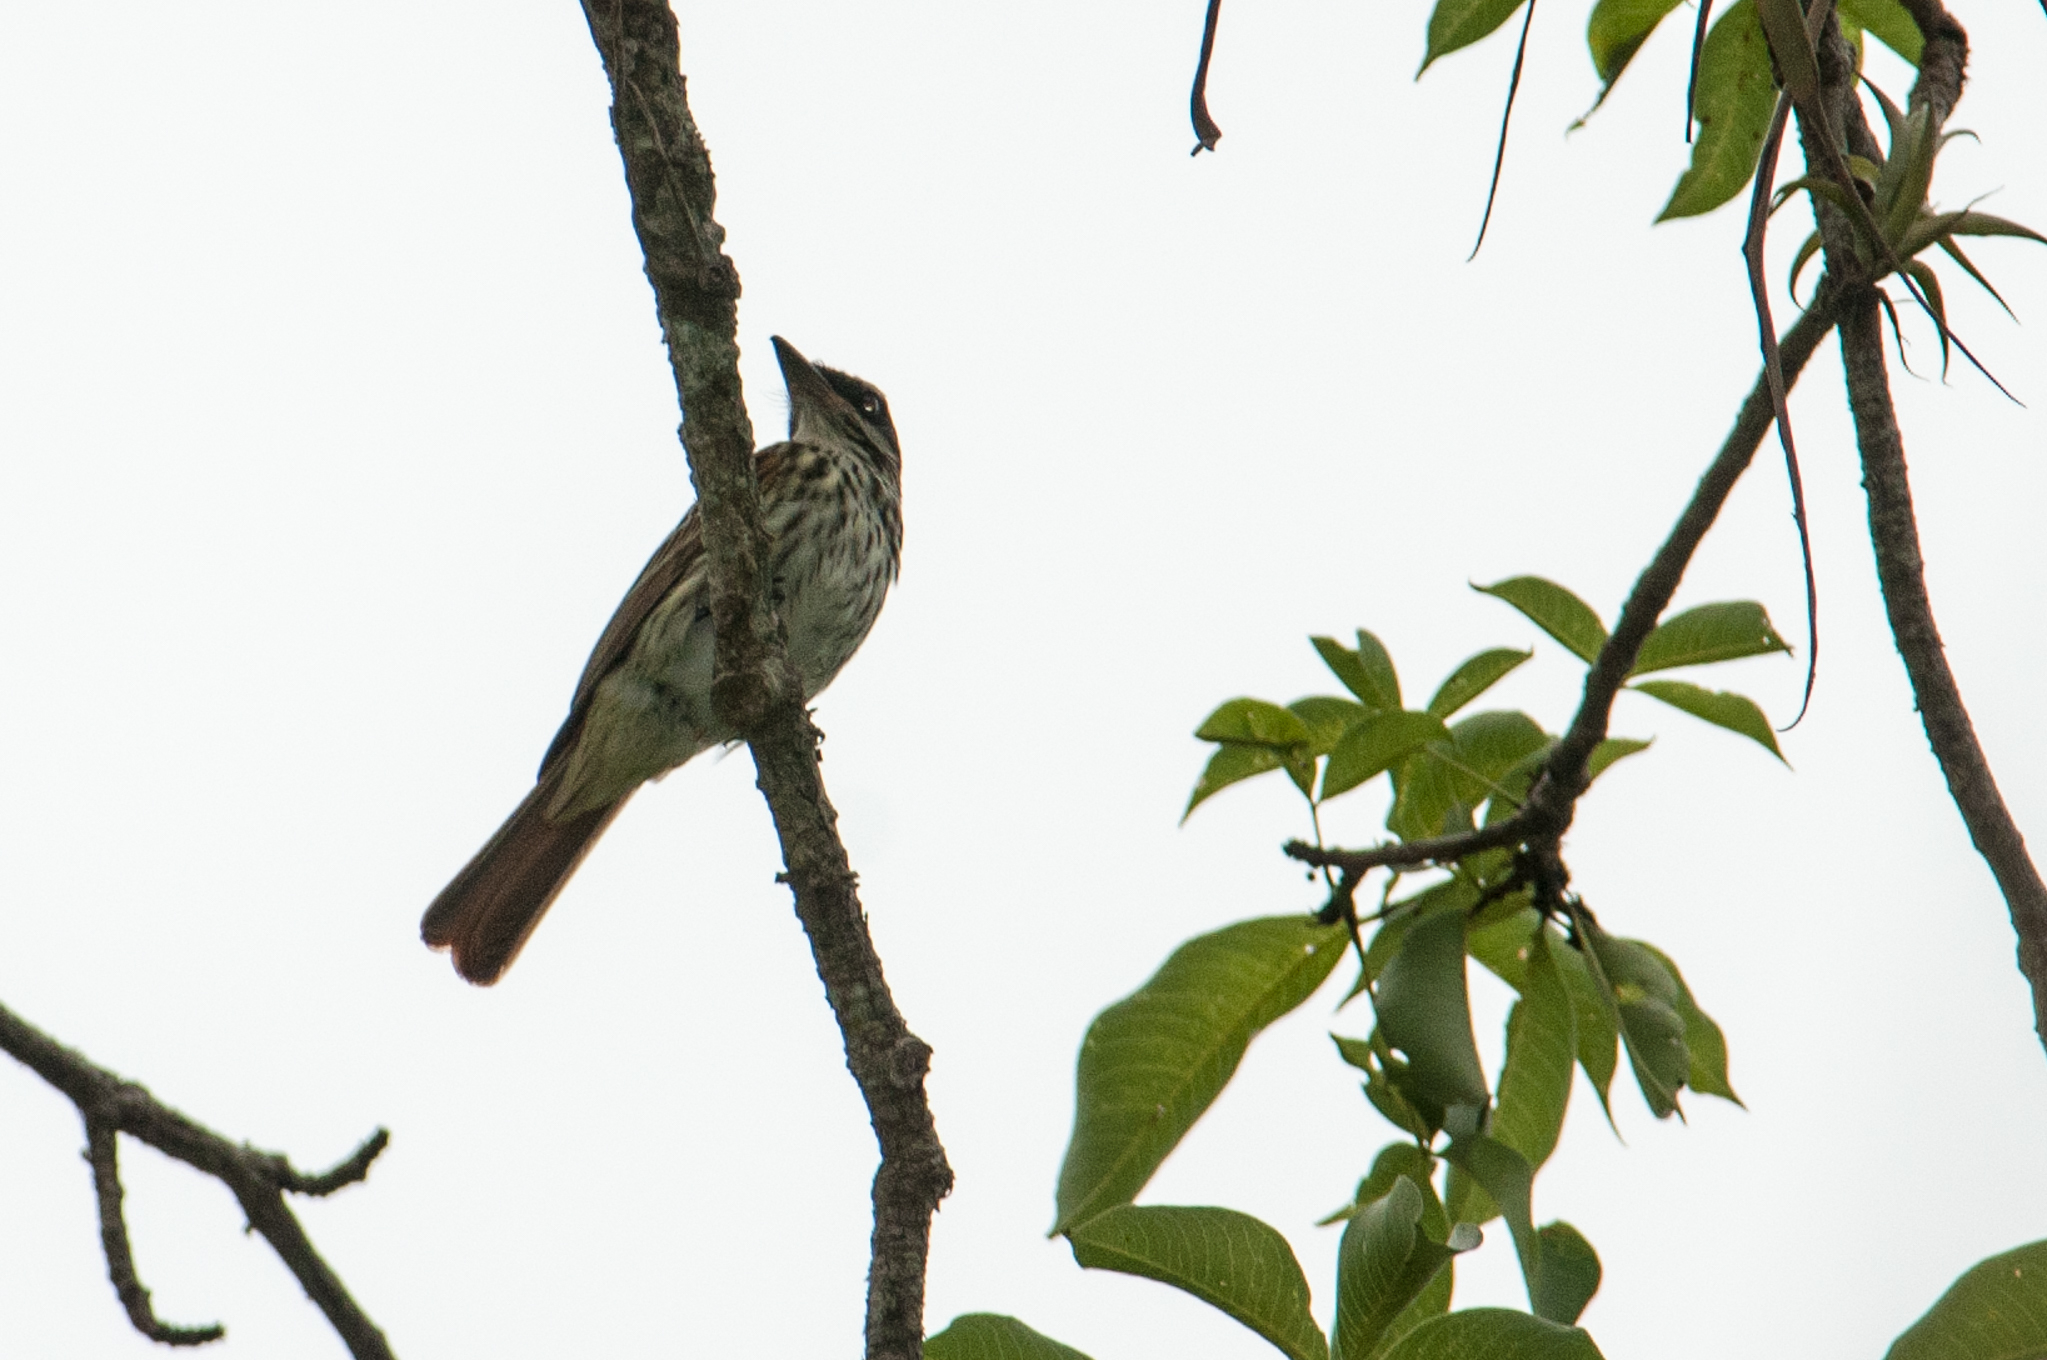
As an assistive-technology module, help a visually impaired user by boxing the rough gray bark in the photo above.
[572,5,952,1357]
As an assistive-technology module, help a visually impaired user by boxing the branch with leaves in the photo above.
[571,6,950,1359]
[0,998,391,1357]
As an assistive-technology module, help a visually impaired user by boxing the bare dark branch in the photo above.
[0,999,393,1358]
[1190,0,1225,155]
[1290,285,1844,876]
[1686,0,1715,141]
[86,1119,225,1347]
[573,6,951,1358]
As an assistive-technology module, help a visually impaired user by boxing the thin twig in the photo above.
[573,7,951,1358]
[1290,283,1845,875]
[1469,0,1539,260]
[0,999,393,1358]
[1686,0,1715,142]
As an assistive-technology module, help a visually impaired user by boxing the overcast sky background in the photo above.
[2,2,2045,1357]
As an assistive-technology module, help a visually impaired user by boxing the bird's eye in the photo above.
[861,397,880,415]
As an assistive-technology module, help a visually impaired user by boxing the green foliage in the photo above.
[1838,0,1922,63]
[1053,916,1346,1233]
[1531,1223,1602,1326]
[1886,1240,2047,1360]
[1421,0,1529,74]
[1380,1308,1604,1359]
[1068,1206,1329,1360]
[1630,679,1785,760]
[1630,601,1790,673]
[1331,1177,1476,1360]
[1658,0,1775,220]
[1473,578,1606,664]
[925,1315,1095,1360]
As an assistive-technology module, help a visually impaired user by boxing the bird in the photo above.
[421,336,903,985]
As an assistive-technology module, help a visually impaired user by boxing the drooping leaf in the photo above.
[1467,905,1540,993]
[1531,1222,1603,1326]
[1197,698,1311,747]
[1184,744,1284,820]
[925,1314,1096,1360]
[1375,906,1490,1125]
[1629,601,1791,673]
[1054,917,1347,1232]
[1586,0,1684,85]
[1365,1262,1454,1360]
[1658,0,1776,221]
[1885,1239,2047,1360]
[1381,1309,1605,1360]
[1586,737,1651,782]
[1332,1178,1478,1360]
[1421,0,1529,73]
[1441,1133,1540,1293]
[1293,696,1377,756]
[1474,578,1608,663]
[1427,649,1532,720]
[1631,679,1786,760]
[1325,712,1452,802]
[1068,1205,1329,1360]
[1585,929,1691,1119]
[1492,932,1576,1173]
[1839,0,1922,63]
[1636,943,1742,1104]
[1552,931,1621,1127]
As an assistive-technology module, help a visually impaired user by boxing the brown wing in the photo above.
[535,446,784,776]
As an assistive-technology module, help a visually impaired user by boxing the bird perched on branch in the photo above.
[422,336,903,985]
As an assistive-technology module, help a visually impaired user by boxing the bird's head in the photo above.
[773,335,900,472]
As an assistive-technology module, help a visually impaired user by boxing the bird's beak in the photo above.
[772,336,840,432]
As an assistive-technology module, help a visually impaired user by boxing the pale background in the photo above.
[1,2,2044,1357]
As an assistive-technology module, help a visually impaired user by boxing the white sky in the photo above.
[2,3,2045,1358]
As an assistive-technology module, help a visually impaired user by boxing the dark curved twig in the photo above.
[1291,282,1846,875]
[1686,0,1715,141]
[1469,0,1539,260]
[574,6,952,1358]
[0,999,393,1357]
[1190,0,1225,155]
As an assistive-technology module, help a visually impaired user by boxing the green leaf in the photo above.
[1553,932,1621,1127]
[1658,0,1777,221]
[925,1315,1096,1360]
[1365,1263,1453,1360]
[1068,1205,1330,1360]
[1839,0,1922,63]
[1421,0,1528,73]
[1293,697,1377,756]
[1390,711,1549,840]
[1585,929,1690,1119]
[1586,0,1684,84]
[1427,649,1532,720]
[1381,1309,1604,1360]
[1531,1222,1603,1326]
[1586,737,1651,782]
[1375,906,1490,1124]
[1332,1178,1476,1360]
[1886,1239,2047,1360]
[1474,578,1608,664]
[1636,943,1742,1105]
[1441,1133,1540,1295]
[1325,712,1452,802]
[1467,905,1540,993]
[1054,917,1348,1233]
[1492,932,1576,1174]
[1197,698,1312,747]
[1943,211,2047,245]
[1631,679,1786,761]
[1313,633,1402,712]
[1185,744,1285,821]
[1326,1143,1448,1235]
[1629,601,1791,673]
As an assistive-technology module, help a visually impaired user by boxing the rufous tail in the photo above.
[421,772,628,986]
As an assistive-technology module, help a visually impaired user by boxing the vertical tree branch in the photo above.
[573,6,952,1357]
[1837,298,2047,1055]
[1791,0,2047,1053]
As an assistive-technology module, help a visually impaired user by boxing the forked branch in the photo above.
[0,999,392,1357]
